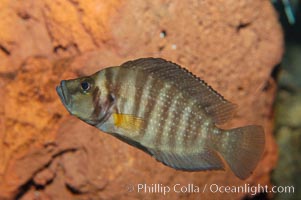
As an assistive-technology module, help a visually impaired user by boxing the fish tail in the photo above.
[215,125,265,179]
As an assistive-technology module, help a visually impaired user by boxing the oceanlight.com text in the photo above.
[208,183,294,196]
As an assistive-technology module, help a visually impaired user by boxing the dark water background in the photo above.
[272,1,301,199]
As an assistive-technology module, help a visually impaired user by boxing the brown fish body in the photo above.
[56,58,265,179]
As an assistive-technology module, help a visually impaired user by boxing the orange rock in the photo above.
[0,0,283,199]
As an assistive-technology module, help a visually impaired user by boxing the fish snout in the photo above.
[56,80,71,107]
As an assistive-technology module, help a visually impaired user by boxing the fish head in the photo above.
[56,71,115,126]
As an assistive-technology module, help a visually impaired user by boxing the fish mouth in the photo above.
[56,81,71,107]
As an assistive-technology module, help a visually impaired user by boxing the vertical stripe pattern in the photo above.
[102,66,214,154]
[141,80,170,144]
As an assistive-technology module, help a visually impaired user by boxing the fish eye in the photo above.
[80,81,91,92]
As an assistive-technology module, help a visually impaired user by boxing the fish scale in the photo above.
[141,83,168,145]
[113,68,203,152]
[136,76,153,124]
[149,84,174,148]
[56,57,265,180]
[160,93,182,148]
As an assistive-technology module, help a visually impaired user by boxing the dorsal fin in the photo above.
[121,58,237,124]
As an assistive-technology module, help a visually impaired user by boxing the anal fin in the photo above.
[149,148,225,171]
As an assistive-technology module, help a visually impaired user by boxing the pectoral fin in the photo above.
[113,113,144,135]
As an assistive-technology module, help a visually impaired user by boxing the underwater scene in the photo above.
[0,0,299,199]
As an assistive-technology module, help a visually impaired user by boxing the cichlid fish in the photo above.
[56,58,265,179]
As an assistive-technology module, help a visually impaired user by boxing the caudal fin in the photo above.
[216,125,265,179]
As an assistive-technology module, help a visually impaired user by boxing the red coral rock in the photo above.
[0,0,283,199]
